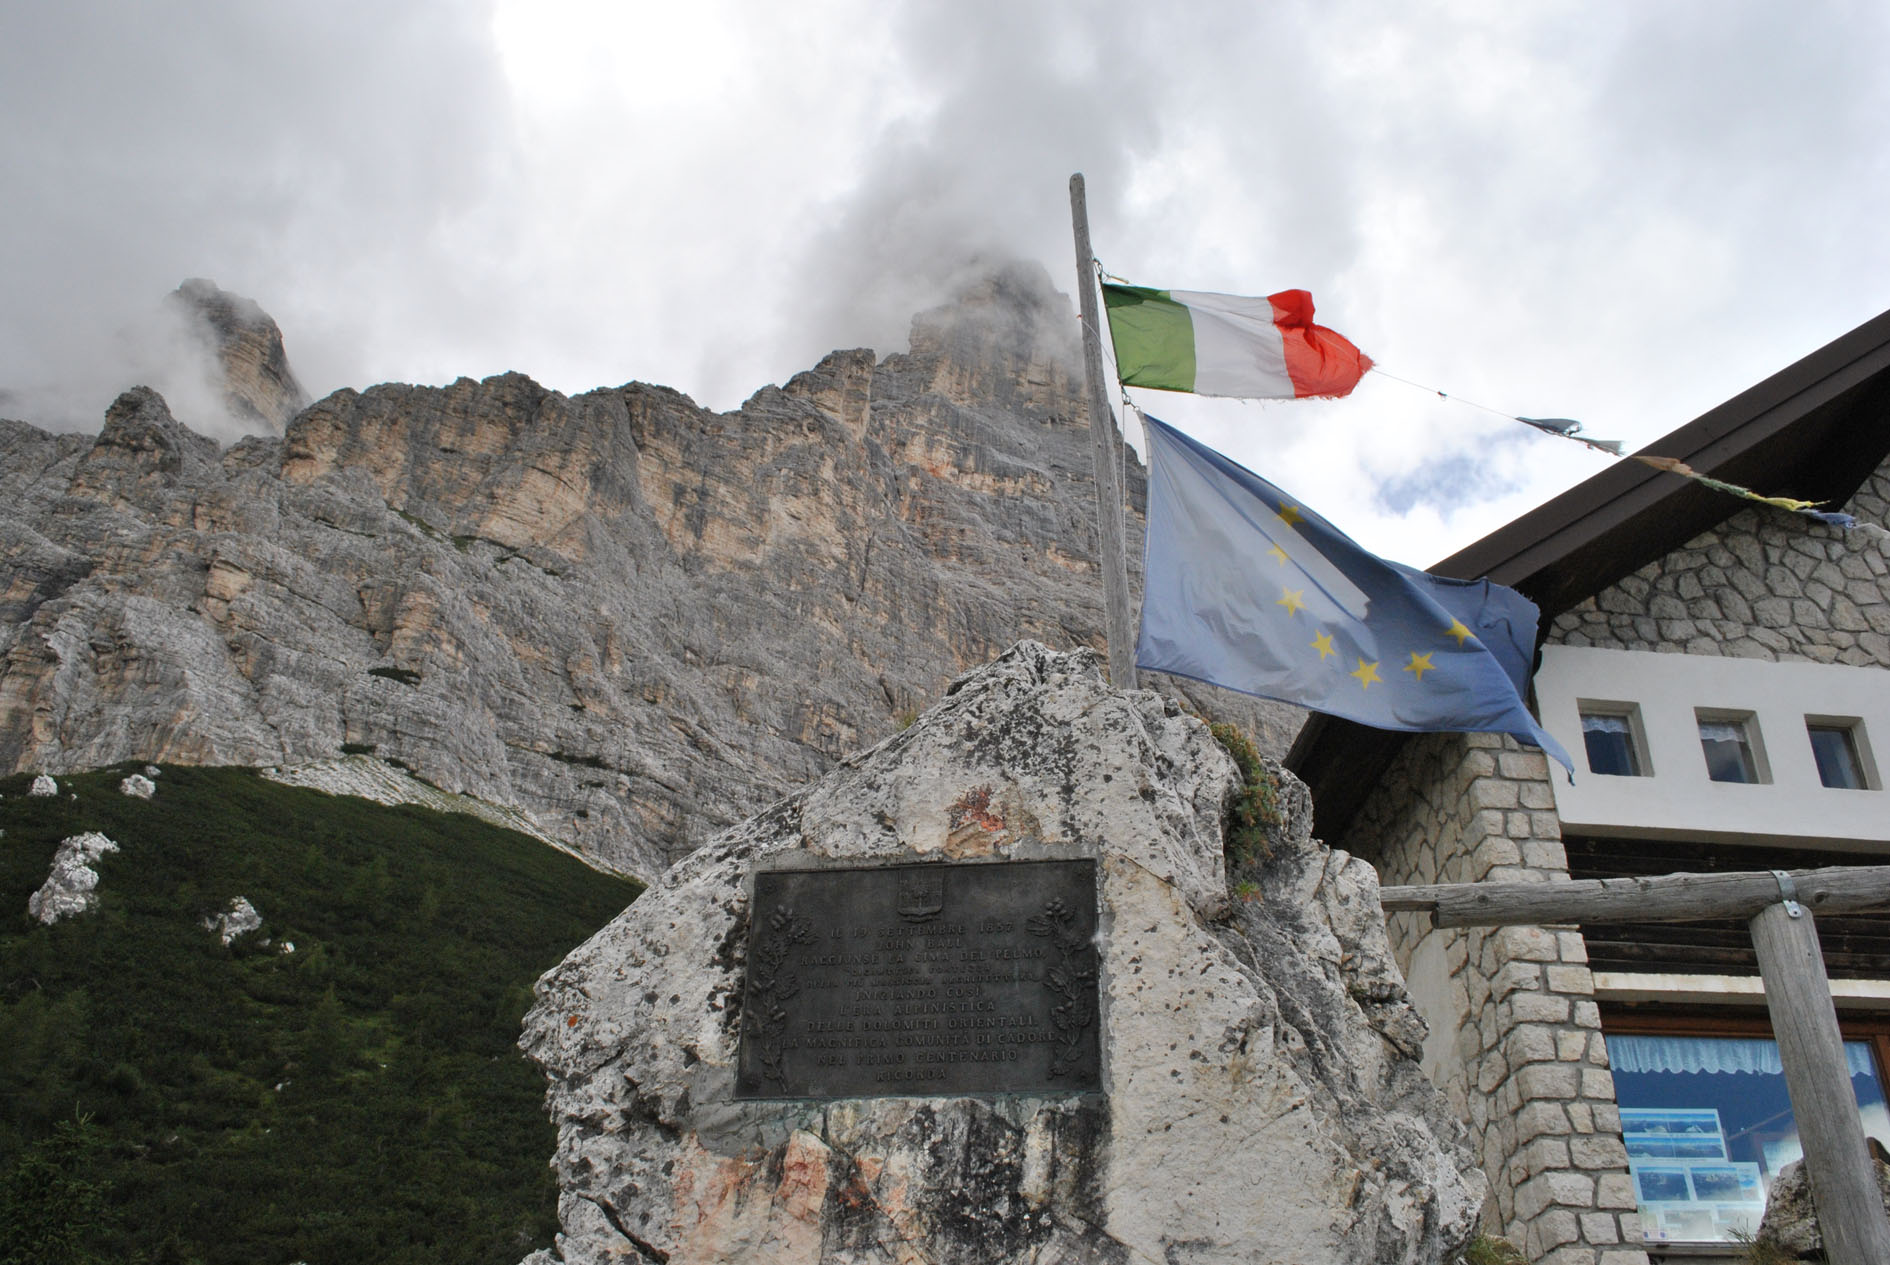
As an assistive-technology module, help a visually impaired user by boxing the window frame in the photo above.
[1694,709,1770,785]
[1806,715,1878,791]
[1579,699,1652,778]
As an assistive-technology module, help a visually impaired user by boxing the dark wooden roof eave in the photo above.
[1290,304,1890,848]
[1434,305,1890,605]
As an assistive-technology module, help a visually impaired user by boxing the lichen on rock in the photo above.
[520,642,1481,1265]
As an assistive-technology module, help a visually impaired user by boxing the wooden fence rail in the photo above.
[1380,864,1890,927]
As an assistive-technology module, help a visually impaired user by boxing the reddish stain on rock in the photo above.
[949,785,1005,832]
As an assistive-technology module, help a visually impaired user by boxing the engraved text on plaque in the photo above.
[735,859,1100,1098]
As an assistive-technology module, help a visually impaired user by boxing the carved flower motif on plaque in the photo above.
[1027,897,1099,1077]
[746,906,816,1089]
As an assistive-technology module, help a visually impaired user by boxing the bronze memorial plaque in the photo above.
[734,859,1101,1098]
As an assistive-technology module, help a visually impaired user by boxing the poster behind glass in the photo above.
[1609,1034,1890,1246]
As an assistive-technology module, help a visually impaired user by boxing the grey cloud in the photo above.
[0,0,514,433]
[762,3,1169,381]
[4,0,1887,567]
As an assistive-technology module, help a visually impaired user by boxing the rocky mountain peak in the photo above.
[0,274,1296,877]
[905,260,1084,412]
[68,386,222,508]
[97,385,216,458]
[169,278,309,434]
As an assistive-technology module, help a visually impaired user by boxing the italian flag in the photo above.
[1101,283,1373,400]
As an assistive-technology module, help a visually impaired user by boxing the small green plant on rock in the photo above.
[1453,1234,1526,1265]
[1726,1228,1797,1265]
[1209,721,1280,866]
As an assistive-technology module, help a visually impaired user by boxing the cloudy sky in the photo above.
[5,0,1887,565]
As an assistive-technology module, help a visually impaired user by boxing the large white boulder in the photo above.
[520,643,1482,1265]
[202,896,264,946]
[27,832,120,924]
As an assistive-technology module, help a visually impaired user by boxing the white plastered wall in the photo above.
[1536,645,1890,850]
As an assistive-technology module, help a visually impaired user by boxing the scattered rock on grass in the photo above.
[28,832,121,924]
[202,897,264,946]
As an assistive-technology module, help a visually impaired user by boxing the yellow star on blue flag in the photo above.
[1134,416,1571,770]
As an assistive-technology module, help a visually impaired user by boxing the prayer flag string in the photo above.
[1368,369,1861,533]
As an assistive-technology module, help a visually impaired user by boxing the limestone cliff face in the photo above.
[0,266,1294,877]
[170,278,310,434]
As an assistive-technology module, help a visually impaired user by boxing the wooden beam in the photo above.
[1749,902,1890,1265]
[1380,865,1890,928]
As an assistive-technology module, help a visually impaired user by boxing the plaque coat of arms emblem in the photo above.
[896,869,944,922]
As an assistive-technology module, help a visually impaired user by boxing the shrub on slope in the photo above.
[0,765,641,1265]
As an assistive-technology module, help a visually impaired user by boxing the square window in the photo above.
[1697,713,1766,784]
[1580,705,1647,777]
[1807,719,1874,790]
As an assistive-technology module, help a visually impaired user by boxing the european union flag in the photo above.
[1137,416,1572,769]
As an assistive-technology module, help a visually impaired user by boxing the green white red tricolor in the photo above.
[1101,283,1373,400]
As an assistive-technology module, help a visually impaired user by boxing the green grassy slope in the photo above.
[0,764,642,1265]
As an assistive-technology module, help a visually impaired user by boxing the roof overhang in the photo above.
[1289,305,1890,845]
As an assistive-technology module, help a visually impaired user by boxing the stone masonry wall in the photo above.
[1548,463,1890,663]
[1341,731,1646,1265]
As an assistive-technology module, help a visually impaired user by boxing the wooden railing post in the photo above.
[1749,897,1890,1265]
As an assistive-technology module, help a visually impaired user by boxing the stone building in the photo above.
[1288,305,1890,1264]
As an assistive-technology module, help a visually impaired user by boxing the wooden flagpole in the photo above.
[1068,173,1137,690]
[1383,864,1890,1264]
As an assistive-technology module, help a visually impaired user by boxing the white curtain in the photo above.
[1608,1033,1875,1079]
